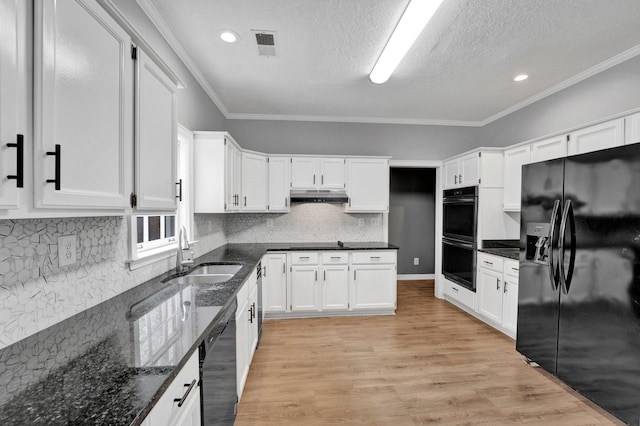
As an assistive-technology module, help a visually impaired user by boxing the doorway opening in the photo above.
[389,168,436,279]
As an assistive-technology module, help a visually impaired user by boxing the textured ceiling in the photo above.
[145,0,640,125]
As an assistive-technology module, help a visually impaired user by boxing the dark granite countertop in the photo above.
[0,241,397,426]
[478,239,519,260]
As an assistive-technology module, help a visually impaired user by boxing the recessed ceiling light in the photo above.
[514,74,529,82]
[220,30,239,43]
[369,0,444,85]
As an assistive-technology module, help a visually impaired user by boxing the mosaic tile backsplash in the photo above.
[0,214,226,350]
[226,203,383,243]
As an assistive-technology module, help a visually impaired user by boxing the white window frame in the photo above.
[127,124,194,270]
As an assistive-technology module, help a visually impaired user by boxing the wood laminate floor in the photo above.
[235,281,623,425]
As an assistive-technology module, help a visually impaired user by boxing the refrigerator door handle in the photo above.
[558,199,576,294]
[548,199,561,290]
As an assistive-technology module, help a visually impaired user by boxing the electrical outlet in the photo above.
[266,219,274,228]
[414,257,419,265]
[58,235,77,267]
[358,219,365,227]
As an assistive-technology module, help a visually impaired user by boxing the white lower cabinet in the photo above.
[263,253,287,312]
[145,350,201,426]
[236,270,258,400]
[321,264,350,310]
[475,252,519,337]
[290,265,321,311]
[350,251,397,310]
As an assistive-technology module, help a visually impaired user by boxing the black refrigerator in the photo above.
[516,143,640,425]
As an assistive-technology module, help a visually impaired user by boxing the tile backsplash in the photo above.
[0,214,226,350]
[0,206,381,349]
[226,203,383,243]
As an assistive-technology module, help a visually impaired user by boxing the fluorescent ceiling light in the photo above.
[369,0,444,84]
[513,74,529,82]
[220,30,239,43]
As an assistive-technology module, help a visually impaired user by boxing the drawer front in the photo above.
[504,259,519,278]
[351,251,396,264]
[148,350,200,425]
[290,252,319,265]
[446,280,476,310]
[477,252,503,272]
[321,251,349,264]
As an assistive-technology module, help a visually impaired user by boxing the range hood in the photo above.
[290,190,349,203]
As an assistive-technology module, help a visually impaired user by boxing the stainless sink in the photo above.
[162,263,243,286]
[188,264,242,276]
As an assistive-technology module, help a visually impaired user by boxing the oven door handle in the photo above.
[442,239,474,250]
[443,197,476,204]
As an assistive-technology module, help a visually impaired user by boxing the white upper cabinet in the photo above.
[624,113,640,145]
[290,157,318,190]
[241,152,267,211]
[290,157,346,190]
[193,132,224,213]
[0,0,26,209]
[319,158,345,189]
[225,139,242,212]
[443,150,503,190]
[268,157,290,212]
[34,0,132,209]
[503,145,530,211]
[530,135,567,163]
[345,158,389,212]
[568,118,624,156]
[134,48,177,211]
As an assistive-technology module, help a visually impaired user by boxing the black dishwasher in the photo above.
[199,298,237,426]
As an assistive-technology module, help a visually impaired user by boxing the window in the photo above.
[129,125,193,266]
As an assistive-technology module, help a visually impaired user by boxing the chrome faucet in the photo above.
[176,226,194,272]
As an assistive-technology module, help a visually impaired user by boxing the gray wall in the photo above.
[389,168,436,275]
[481,55,640,147]
[226,120,478,160]
[104,0,227,131]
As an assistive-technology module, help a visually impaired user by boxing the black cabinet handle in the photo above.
[176,179,182,201]
[174,379,197,407]
[244,196,247,207]
[249,305,254,323]
[6,134,24,188]
[252,302,256,319]
[46,144,61,190]
[313,175,316,185]
[321,175,324,185]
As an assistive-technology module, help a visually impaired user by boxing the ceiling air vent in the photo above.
[252,30,277,57]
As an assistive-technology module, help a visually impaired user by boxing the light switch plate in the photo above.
[58,235,77,267]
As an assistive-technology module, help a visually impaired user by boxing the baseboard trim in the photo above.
[265,309,396,320]
[397,274,435,280]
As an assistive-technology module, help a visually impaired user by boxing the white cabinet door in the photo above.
[530,135,567,162]
[443,159,459,189]
[351,264,396,310]
[135,48,177,211]
[173,382,201,426]
[241,152,267,211]
[224,139,241,211]
[503,145,530,211]
[568,118,624,155]
[625,113,640,145]
[236,293,250,398]
[263,254,287,312]
[459,152,480,187]
[321,265,349,310]
[290,266,320,311]
[248,280,259,361]
[501,276,518,336]
[319,158,345,189]
[268,157,290,212]
[34,0,132,209]
[346,158,389,212]
[290,157,318,189]
[477,267,503,324]
[193,133,225,213]
[0,0,26,209]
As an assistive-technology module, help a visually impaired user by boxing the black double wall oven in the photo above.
[442,186,478,291]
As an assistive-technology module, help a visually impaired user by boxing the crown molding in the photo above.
[226,112,482,127]
[481,44,640,126]
[135,0,230,117]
